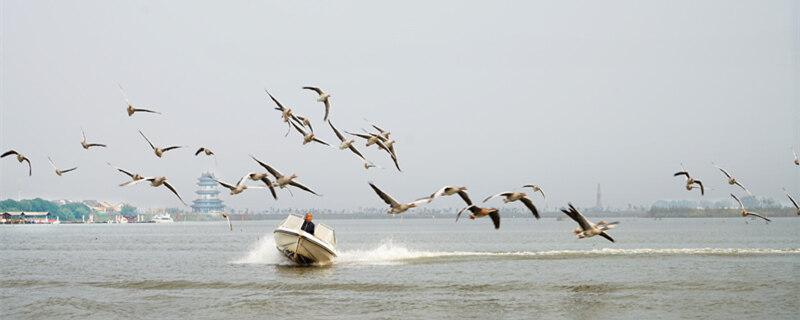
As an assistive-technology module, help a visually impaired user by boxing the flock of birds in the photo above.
[673,160,800,222]
[2,85,800,243]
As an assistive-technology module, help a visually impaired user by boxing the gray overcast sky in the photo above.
[1,0,798,211]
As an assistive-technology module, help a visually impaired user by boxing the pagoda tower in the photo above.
[191,172,225,214]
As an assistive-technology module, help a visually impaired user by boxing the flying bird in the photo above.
[245,172,278,200]
[290,120,330,146]
[793,148,799,166]
[521,184,547,204]
[418,186,472,205]
[195,147,214,157]
[674,164,704,195]
[560,203,618,242]
[119,84,161,116]
[712,163,751,195]
[1,150,31,176]
[456,205,500,229]
[47,157,77,176]
[302,86,331,121]
[368,182,427,214]
[214,174,272,196]
[251,156,320,196]
[730,194,770,222]
[81,129,107,149]
[783,188,800,216]
[347,134,403,171]
[329,120,372,169]
[265,89,297,136]
[363,119,391,141]
[120,176,186,205]
[108,162,144,184]
[221,213,232,231]
[484,191,540,219]
[139,130,184,158]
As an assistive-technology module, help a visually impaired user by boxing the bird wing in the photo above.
[674,171,690,178]
[290,120,308,135]
[213,179,236,190]
[118,84,132,105]
[375,139,401,171]
[694,180,704,195]
[162,181,187,205]
[265,90,288,111]
[1,150,19,158]
[730,194,744,210]
[109,163,135,178]
[47,156,58,170]
[715,164,733,179]
[288,180,320,196]
[734,181,751,195]
[138,130,156,150]
[519,196,540,219]
[312,137,331,146]
[133,108,161,114]
[302,86,323,95]
[523,185,547,201]
[23,157,31,176]
[250,155,283,179]
[347,131,374,140]
[347,145,367,162]
[366,119,387,134]
[784,190,799,209]
[599,232,615,243]
[236,174,250,188]
[455,205,474,222]
[61,167,78,174]
[561,204,593,231]
[422,186,450,203]
[369,182,400,207]
[483,192,512,203]
[488,210,501,229]
[195,148,205,156]
[323,100,330,121]
[328,120,346,141]
[120,179,150,187]
[86,143,107,148]
[161,146,183,152]
[457,190,473,206]
[260,177,278,200]
[81,128,87,142]
[746,212,771,222]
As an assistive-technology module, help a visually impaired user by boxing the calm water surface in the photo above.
[1,217,798,319]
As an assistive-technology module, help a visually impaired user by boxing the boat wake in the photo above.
[334,244,800,266]
[231,236,294,266]
[233,236,799,266]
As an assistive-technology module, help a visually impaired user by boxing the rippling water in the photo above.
[1,217,798,319]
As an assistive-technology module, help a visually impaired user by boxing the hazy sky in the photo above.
[2,1,798,212]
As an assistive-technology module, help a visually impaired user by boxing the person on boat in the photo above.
[300,213,315,235]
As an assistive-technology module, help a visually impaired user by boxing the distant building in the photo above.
[191,172,225,214]
[2,212,50,224]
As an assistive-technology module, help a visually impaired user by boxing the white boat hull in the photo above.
[274,227,337,265]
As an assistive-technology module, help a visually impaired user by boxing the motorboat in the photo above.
[273,214,338,265]
[150,213,174,223]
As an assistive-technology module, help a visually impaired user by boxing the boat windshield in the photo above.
[278,214,336,249]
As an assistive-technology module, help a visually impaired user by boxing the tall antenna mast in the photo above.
[595,183,602,211]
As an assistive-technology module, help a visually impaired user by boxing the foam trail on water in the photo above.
[334,244,799,265]
[231,235,290,265]
[232,236,799,266]
[335,240,448,265]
